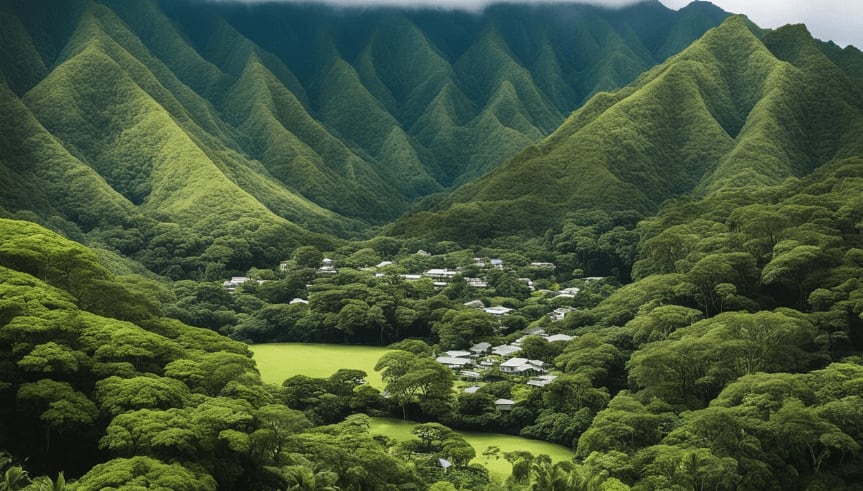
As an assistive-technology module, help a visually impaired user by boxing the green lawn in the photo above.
[250,343,393,387]
[368,417,576,481]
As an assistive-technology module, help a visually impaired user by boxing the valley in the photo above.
[1,0,863,489]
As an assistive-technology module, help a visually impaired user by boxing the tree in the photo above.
[292,246,324,269]
[375,351,454,419]
[434,309,496,350]
[73,457,216,491]
[17,379,98,452]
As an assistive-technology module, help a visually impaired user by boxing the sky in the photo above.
[209,0,863,50]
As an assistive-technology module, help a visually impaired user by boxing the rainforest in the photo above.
[1,0,863,489]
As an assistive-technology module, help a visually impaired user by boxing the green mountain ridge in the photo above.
[0,0,731,277]
[391,16,863,243]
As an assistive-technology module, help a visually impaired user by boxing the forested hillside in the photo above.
[4,1,863,489]
[0,0,727,279]
[392,16,863,243]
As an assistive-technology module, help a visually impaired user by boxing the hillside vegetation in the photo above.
[392,17,863,243]
[0,0,727,278]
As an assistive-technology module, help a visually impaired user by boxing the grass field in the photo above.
[368,417,576,481]
[250,343,392,387]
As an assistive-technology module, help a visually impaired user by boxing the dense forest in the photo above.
[2,0,863,489]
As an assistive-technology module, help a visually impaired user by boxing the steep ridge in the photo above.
[0,0,731,276]
[390,16,863,243]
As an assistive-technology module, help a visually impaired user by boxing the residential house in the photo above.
[484,306,513,316]
[491,344,521,357]
[469,342,492,357]
[549,308,574,322]
[545,333,575,343]
[444,350,472,359]
[435,357,474,370]
[527,375,558,388]
[495,399,515,411]
[499,358,546,375]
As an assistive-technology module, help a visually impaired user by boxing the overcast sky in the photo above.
[210,0,862,50]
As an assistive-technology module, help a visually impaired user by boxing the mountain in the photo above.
[390,16,863,243]
[0,0,729,277]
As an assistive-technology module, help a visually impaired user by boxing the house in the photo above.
[444,350,472,359]
[495,399,515,411]
[490,259,504,269]
[555,287,581,299]
[491,344,521,357]
[466,278,488,288]
[401,274,422,281]
[289,298,309,305]
[376,261,394,268]
[545,333,575,343]
[435,357,473,370]
[518,278,534,291]
[530,262,555,269]
[464,385,482,394]
[469,342,492,356]
[425,269,457,280]
[464,299,485,309]
[499,358,546,375]
[527,375,558,388]
[317,258,337,275]
[549,308,575,322]
[223,277,251,292]
[484,306,513,316]
[459,370,481,379]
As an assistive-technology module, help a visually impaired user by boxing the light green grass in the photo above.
[250,343,393,387]
[368,417,576,481]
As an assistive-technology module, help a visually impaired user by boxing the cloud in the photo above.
[203,0,645,11]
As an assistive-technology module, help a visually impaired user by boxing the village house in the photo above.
[549,307,575,322]
[526,375,558,388]
[495,399,515,411]
[499,357,546,375]
[545,333,575,343]
[469,342,492,357]
[484,306,513,316]
[435,356,473,370]
[491,344,521,357]
[317,258,337,275]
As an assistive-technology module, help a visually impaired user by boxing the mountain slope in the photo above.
[390,16,863,243]
[0,0,730,276]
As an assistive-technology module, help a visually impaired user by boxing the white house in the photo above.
[545,333,575,343]
[444,350,472,358]
[499,358,546,375]
[495,399,515,411]
[435,356,473,370]
[469,342,492,356]
[549,308,575,322]
[484,306,513,316]
[527,375,558,387]
[491,344,521,357]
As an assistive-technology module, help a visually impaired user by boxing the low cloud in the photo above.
[203,0,645,11]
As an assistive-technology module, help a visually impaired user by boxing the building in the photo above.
[499,358,546,375]
[484,306,513,316]
[549,308,575,322]
[435,356,473,370]
[545,333,575,343]
[223,277,251,292]
[444,350,472,358]
[491,344,521,357]
[527,375,558,387]
[469,342,492,357]
[495,399,515,411]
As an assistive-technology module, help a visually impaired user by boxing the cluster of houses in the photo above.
[433,328,576,410]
